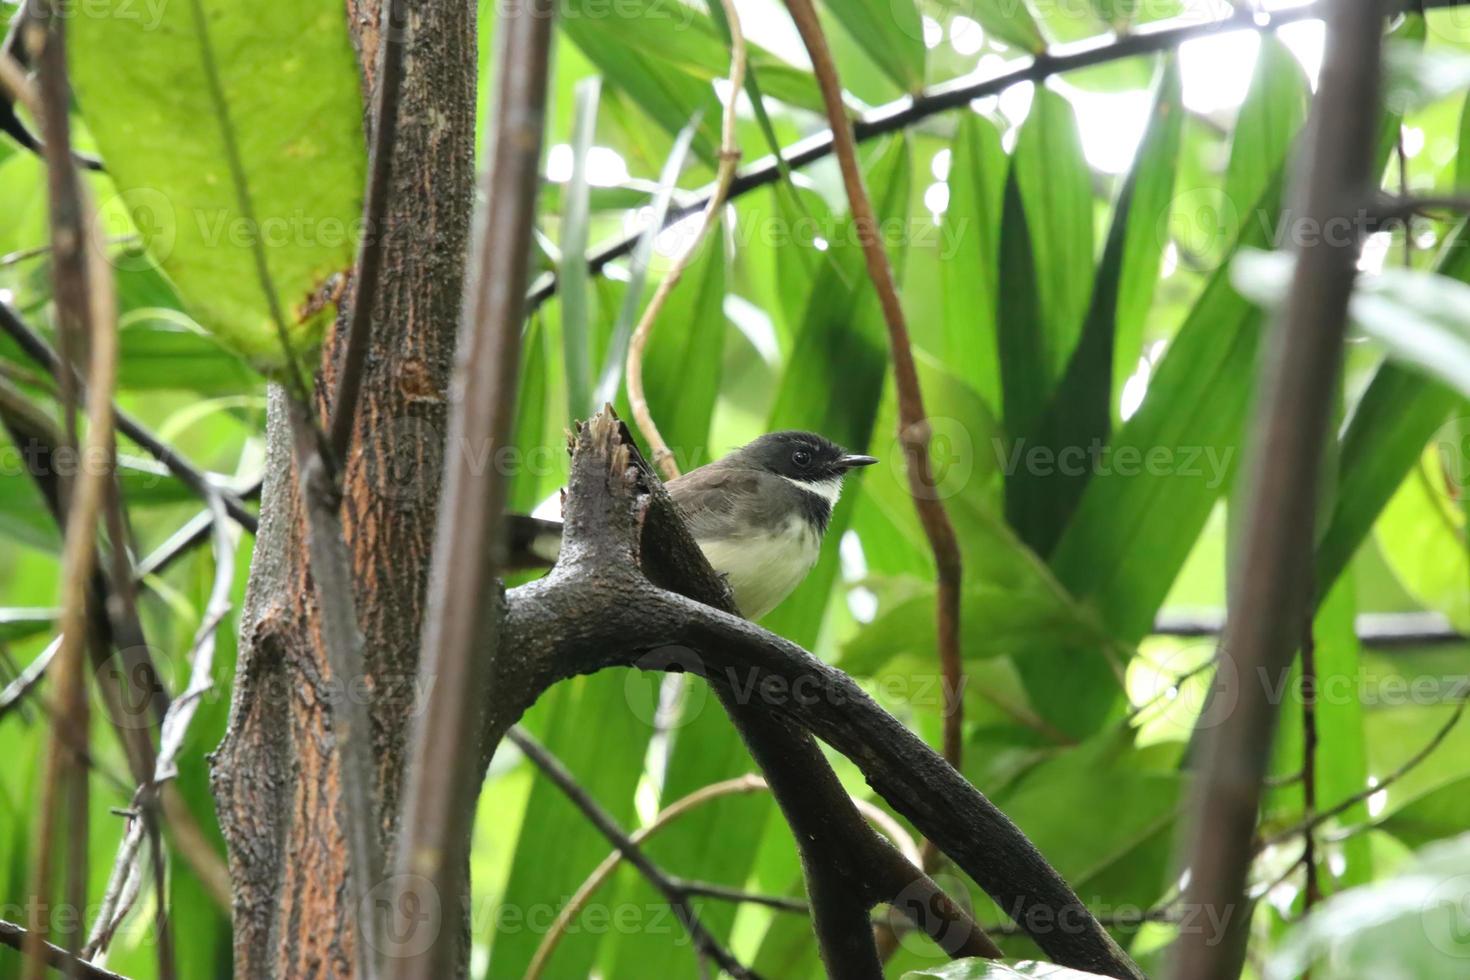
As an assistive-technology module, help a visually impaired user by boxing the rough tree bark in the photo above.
[208,1,477,975]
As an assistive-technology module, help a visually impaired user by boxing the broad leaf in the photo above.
[70,0,367,374]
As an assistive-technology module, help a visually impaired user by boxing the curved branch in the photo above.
[498,411,1138,979]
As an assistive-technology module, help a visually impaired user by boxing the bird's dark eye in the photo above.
[792,449,812,467]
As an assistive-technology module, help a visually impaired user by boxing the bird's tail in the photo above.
[504,514,563,570]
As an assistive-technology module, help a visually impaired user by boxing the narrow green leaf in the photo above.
[69,0,366,374]
[1008,60,1182,556]
[941,112,1006,410]
[968,0,1046,53]
[560,78,601,421]
[1222,35,1309,216]
[1012,87,1095,382]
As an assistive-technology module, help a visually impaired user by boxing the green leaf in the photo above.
[69,0,366,374]
[820,0,926,92]
[941,112,1007,409]
[560,78,602,422]
[557,14,721,162]
[1011,88,1095,389]
[1007,60,1182,556]
[1232,247,1470,402]
[483,676,654,979]
[1269,834,1470,978]
[1222,35,1309,216]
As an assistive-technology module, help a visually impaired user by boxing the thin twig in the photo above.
[508,727,762,980]
[527,774,766,980]
[624,0,744,480]
[1299,607,1321,912]
[0,919,132,980]
[85,491,237,959]
[385,1,553,975]
[1170,0,1388,973]
[328,0,407,462]
[1263,682,1470,849]
[783,0,967,869]
[525,1,1331,314]
[5,21,117,970]
[0,298,259,533]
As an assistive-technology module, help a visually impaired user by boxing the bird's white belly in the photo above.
[696,516,822,620]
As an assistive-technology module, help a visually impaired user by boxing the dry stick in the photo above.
[85,491,237,959]
[526,772,923,980]
[624,0,744,479]
[508,728,762,980]
[2,28,116,975]
[527,774,766,980]
[0,300,258,533]
[383,1,552,976]
[1168,0,1388,976]
[327,0,407,462]
[0,920,132,980]
[1263,682,1470,850]
[1299,607,1321,913]
[783,0,967,882]
[525,1,1331,315]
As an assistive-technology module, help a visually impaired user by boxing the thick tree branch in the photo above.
[1170,0,1389,976]
[384,1,553,976]
[497,411,1140,979]
[508,727,762,980]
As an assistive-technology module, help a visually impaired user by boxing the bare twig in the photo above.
[623,0,744,480]
[1170,0,1389,975]
[0,298,259,534]
[5,18,117,970]
[1263,682,1470,849]
[328,0,407,461]
[0,919,132,980]
[527,774,766,980]
[86,491,237,959]
[1299,610,1321,912]
[384,2,553,976]
[135,478,263,580]
[508,727,762,980]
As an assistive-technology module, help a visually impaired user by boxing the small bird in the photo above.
[510,431,877,619]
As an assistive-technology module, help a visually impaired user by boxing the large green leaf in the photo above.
[1222,35,1309,217]
[69,0,366,374]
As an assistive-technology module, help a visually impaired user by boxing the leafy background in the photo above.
[4,0,1470,977]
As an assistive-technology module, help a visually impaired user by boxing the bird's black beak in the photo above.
[840,454,878,469]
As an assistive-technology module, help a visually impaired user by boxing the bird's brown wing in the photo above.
[666,466,762,541]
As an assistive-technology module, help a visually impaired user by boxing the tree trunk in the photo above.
[208,2,477,975]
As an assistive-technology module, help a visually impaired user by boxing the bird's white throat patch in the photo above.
[780,474,843,505]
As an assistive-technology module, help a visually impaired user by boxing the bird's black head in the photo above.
[734,431,877,484]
